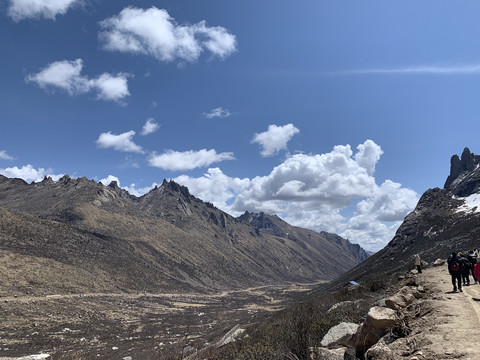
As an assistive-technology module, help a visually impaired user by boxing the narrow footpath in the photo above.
[395,265,480,360]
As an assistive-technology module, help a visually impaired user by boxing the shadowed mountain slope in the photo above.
[0,175,367,296]
[316,147,480,294]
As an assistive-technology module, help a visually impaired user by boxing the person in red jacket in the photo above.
[474,260,480,284]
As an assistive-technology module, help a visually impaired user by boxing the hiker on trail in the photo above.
[447,252,463,292]
[467,250,478,284]
[475,261,480,285]
[458,252,471,286]
[414,254,422,273]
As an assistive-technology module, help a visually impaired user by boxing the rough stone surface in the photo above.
[320,322,359,348]
[433,258,445,266]
[310,346,345,360]
[364,338,394,359]
[365,306,399,330]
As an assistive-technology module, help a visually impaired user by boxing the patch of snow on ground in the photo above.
[455,193,480,214]
[0,355,50,360]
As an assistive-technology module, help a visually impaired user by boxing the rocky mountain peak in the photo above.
[159,179,192,199]
[444,147,480,189]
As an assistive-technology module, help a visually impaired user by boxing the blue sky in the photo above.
[1,1,480,251]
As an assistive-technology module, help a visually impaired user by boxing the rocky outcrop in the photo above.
[317,279,425,360]
[444,147,480,189]
[320,322,359,348]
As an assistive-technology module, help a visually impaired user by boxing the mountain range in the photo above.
[0,175,368,296]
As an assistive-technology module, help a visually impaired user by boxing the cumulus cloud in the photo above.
[99,7,237,63]
[171,140,419,251]
[354,140,383,175]
[26,59,130,103]
[203,107,231,119]
[0,150,14,160]
[252,124,300,157]
[148,149,235,171]
[0,164,63,183]
[96,131,144,153]
[99,174,160,197]
[141,117,160,135]
[340,180,419,251]
[8,0,79,21]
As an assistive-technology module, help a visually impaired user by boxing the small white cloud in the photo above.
[99,7,237,63]
[0,164,63,183]
[141,117,160,135]
[99,175,120,186]
[252,124,300,157]
[96,131,144,153]
[26,59,130,103]
[8,0,80,21]
[203,107,231,119]
[148,149,235,171]
[0,150,14,160]
[94,73,130,103]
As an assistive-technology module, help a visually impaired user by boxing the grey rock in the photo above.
[320,322,359,348]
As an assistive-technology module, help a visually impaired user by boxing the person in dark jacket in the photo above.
[459,252,471,286]
[448,252,463,292]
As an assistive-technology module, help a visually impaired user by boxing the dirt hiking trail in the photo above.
[398,264,480,360]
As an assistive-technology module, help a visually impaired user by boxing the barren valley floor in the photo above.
[0,282,322,359]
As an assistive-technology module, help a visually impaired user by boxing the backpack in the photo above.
[450,259,461,272]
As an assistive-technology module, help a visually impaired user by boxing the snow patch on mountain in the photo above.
[455,193,480,214]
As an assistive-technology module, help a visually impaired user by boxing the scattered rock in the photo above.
[310,346,345,360]
[364,338,394,359]
[320,322,359,348]
[433,259,445,266]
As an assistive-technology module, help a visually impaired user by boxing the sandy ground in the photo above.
[389,265,480,360]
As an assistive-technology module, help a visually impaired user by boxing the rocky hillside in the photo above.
[0,175,367,296]
[319,147,480,292]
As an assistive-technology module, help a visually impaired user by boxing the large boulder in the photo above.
[385,287,416,310]
[365,306,399,330]
[320,322,359,348]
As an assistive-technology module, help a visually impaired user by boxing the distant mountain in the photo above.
[0,175,368,296]
[319,147,480,292]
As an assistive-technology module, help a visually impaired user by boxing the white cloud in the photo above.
[96,131,144,153]
[94,73,130,102]
[252,124,300,157]
[0,151,14,160]
[8,0,79,21]
[340,180,419,251]
[141,117,160,135]
[26,59,130,103]
[0,164,63,183]
[148,149,235,171]
[203,107,231,119]
[172,140,419,252]
[99,175,120,186]
[174,168,250,210]
[99,7,237,63]
[354,139,383,175]
[99,174,160,197]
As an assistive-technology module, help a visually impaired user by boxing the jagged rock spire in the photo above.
[444,147,480,188]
